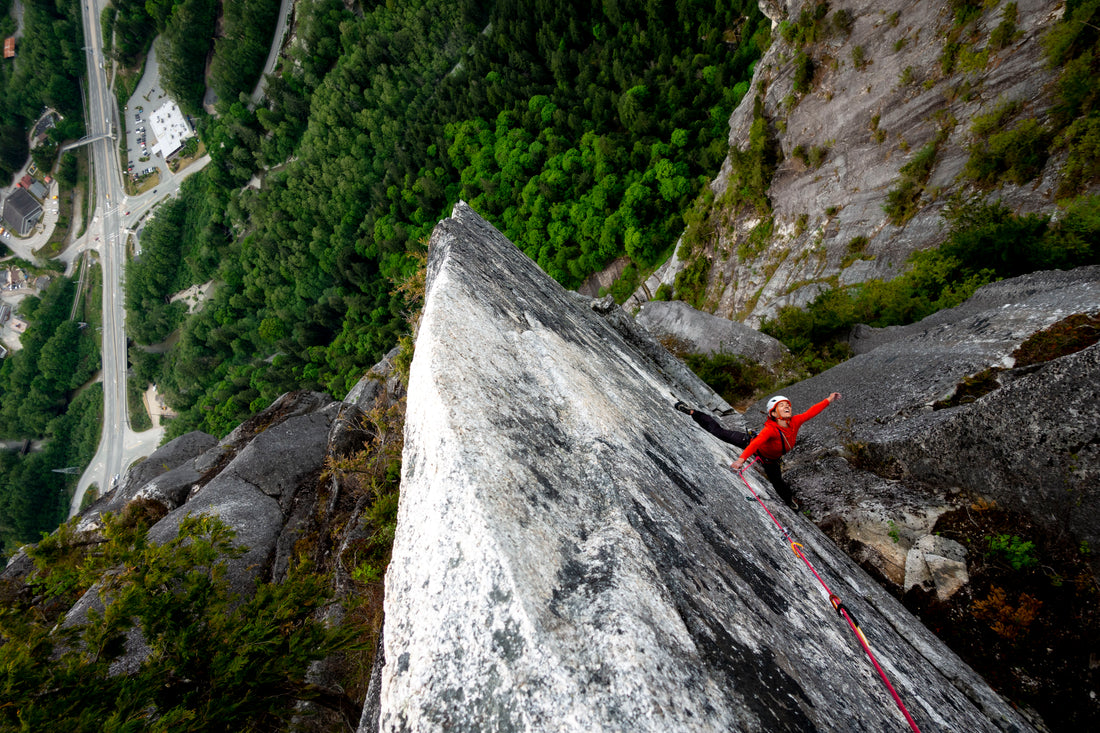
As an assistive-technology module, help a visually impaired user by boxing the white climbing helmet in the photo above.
[766,395,791,414]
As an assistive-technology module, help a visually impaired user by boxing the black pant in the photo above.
[760,458,794,505]
[690,410,752,448]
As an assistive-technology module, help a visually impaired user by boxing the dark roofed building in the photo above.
[3,188,43,236]
[29,180,47,201]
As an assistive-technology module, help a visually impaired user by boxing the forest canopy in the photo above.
[128,0,771,439]
[0,278,102,552]
[0,0,85,180]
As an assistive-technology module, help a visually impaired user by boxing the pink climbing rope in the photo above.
[732,457,922,733]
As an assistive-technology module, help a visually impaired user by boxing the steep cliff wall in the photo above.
[375,202,1034,731]
[668,0,1072,326]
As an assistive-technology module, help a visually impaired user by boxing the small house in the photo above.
[2,189,43,236]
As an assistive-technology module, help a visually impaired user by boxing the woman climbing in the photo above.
[731,392,841,508]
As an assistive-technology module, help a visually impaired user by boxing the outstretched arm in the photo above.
[797,393,842,424]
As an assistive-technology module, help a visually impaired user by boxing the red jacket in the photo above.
[738,399,831,462]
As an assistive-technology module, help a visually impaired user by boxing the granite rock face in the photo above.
[644,0,1073,327]
[747,266,1100,578]
[635,299,790,366]
[376,202,1033,732]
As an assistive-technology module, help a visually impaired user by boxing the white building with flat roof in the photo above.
[150,100,194,159]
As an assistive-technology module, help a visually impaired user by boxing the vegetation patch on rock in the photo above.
[904,502,1100,729]
[934,312,1100,410]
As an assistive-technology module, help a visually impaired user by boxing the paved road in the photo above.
[63,0,255,515]
[68,0,133,516]
[249,0,295,106]
[67,2,217,515]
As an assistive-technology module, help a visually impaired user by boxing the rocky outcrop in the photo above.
[42,349,409,688]
[752,266,1100,582]
[635,299,790,366]
[649,0,1076,326]
[375,202,1033,732]
[90,430,218,517]
[905,535,970,601]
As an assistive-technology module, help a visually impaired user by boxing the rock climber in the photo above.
[731,392,841,508]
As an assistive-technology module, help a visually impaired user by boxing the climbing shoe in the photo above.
[674,401,693,415]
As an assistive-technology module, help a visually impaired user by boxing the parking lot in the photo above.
[124,46,170,186]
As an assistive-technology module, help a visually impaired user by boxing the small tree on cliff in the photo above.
[0,508,363,731]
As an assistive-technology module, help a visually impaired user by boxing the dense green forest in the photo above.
[104,0,281,114]
[0,0,92,554]
[0,0,86,181]
[101,0,156,67]
[208,0,283,110]
[125,0,770,438]
[0,277,103,554]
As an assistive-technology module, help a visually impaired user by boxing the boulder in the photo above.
[373,202,1032,732]
[146,475,284,597]
[221,409,337,512]
[635,300,790,366]
[94,431,218,516]
[905,535,970,601]
[131,459,206,509]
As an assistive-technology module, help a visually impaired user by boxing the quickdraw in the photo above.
[731,458,922,733]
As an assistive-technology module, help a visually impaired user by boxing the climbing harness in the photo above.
[731,457,923,733]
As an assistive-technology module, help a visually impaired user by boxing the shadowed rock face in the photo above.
[377,202,1033,732]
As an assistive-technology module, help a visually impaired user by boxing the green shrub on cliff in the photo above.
[883,141,940,225]
[683,352,772,406]
[0,512,361,730]
[764,196,1100,372]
